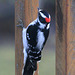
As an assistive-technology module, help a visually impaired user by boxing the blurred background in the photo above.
[0,0,55,75]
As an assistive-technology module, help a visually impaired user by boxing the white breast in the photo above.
[22,28,28,49]
[22,28,28,75]
[46,23,50,29]
[37,30,45,50]
[22,28,28,62]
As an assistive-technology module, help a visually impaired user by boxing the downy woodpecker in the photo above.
[17,8,51,75]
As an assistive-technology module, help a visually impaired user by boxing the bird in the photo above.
[17,8,51,75]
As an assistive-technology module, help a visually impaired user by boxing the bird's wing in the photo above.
[26,25,38,48]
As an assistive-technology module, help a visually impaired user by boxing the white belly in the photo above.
[37,31,45,50]
[22,28,28,75]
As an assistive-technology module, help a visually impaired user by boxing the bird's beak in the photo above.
[37,8,42,12]
[37,7,40,11]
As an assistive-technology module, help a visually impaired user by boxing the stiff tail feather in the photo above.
[22,57,37,75]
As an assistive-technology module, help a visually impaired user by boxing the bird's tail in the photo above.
[22,57,37,75]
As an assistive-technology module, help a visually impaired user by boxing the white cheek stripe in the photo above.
[49,15,50,18]
[40,12,46,18]
[47,23,50,29]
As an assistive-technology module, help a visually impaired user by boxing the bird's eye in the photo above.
[39,16,46,23]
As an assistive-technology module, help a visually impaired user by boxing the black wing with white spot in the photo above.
[26,25,38,48]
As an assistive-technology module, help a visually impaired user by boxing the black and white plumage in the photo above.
[17,8,51,75]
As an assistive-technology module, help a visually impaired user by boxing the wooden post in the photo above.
[15,0,39,75]
[56,0,75,75]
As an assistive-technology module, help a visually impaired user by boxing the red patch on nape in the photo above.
[45,18,51,23]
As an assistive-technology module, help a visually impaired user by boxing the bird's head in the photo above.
[37,8,51,24]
